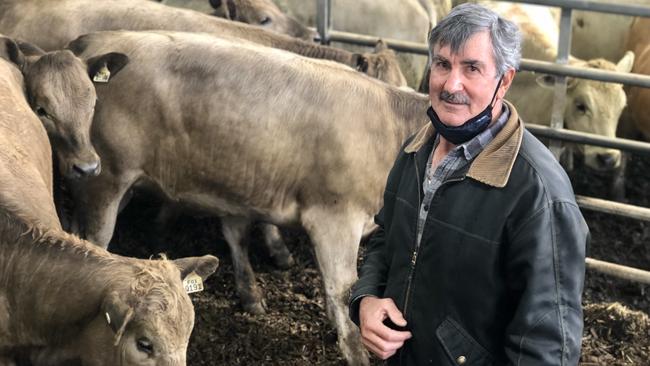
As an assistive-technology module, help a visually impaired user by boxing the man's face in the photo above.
[429,31,502,127]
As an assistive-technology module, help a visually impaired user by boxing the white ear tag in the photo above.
[93,64,111,83]
[183,272,204,294]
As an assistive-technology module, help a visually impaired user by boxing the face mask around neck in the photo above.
[427,77,503,145]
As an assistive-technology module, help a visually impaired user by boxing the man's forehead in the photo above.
[432,32,494,63]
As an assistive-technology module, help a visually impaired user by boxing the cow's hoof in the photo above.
[272,253,295,270]
[243,299,267,315]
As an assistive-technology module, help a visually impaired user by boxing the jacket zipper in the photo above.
[402,157,466,317]
[402,154,422,318]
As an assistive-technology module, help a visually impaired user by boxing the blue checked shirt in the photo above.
[415,104,510,246]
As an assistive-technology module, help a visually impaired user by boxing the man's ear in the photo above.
[173,255,219,282]
[86,52,129,83]
[102,291,134,346]
[0,36,25,70]
[498,67,516,98]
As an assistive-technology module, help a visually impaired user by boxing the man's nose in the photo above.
[443,68,464,93]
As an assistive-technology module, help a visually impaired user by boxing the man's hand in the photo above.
[358,296,413,360]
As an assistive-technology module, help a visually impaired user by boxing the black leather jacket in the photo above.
[350,102,588,365]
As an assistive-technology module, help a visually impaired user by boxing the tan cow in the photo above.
[66,30,430,365]
[0,34,128,182]
[0,36,60,230]
[0,209,219,366]
[160,0,319,41]
[0,0,405,86]
[482,1,634,172]
[270,0,437,88]
[624,17,650,141]
[0,36,220,366]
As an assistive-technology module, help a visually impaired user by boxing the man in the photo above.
[349,3,588,365]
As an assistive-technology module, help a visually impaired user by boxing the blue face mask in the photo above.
[427,77,503,145]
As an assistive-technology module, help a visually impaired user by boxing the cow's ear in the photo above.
[0,37,25,70]
[354,53,369,73]
[15,39,45,57]
[173,255,219,282]
[616,51,635,73]
[102,291,134,346]
[86,52,129,83]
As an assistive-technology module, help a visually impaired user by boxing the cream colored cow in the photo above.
[483,1,634,172]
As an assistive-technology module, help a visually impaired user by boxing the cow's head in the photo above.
[209,0,320,42]
[536,51,635,171]
[87,255,219,366]
[18,41,128,179]
[357,40,408,88]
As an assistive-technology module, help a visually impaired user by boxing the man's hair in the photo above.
[428,3,521,78]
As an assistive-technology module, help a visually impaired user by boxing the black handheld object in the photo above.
[383,317,409,332]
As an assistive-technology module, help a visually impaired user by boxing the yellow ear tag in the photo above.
[183,272,204,294]
[93,64,110,83]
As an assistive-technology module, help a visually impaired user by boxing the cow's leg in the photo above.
[221,216,266,315]
[70,174,135,249]
[260,223,295,269]
[302,207,369,366]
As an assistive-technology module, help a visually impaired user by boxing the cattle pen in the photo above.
[311,0,650,288]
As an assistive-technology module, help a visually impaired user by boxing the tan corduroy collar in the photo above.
[404,100,524,188]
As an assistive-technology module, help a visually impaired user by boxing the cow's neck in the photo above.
[0,208,131,346]
[389,89,431,142]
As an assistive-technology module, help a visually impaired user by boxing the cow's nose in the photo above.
[73,161,101,177]
[597,153,618,169]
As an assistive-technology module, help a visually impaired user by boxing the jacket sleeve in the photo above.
[504,200,588,365]
[348,206,390,326]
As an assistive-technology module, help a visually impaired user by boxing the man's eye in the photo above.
[468,65,479,72]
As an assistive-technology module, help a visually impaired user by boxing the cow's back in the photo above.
[70,30,428,223]
[0,58,59,229]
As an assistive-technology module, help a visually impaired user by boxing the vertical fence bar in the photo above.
[549,7,573,163]
[316,0,331,45]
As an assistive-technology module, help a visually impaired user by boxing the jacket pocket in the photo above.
[436,317,493,366]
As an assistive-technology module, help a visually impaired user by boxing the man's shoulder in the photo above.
[510,130,577,202]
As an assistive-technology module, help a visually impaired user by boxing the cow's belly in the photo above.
[164,188,301,225]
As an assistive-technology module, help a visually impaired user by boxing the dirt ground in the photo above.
[107,153,650,365]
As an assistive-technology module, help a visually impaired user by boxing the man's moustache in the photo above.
[439,90,470,105]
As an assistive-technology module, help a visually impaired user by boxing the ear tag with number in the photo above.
[183,272,204,294]
[93,64,111,83]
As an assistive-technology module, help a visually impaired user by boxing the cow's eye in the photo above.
[36,107,50,118]
[260,16,271,25]
[136,338,154,355]
[575,102,587,114]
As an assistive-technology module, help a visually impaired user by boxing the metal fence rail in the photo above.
[586,258,650,285]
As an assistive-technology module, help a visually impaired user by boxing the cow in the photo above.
[624,17,650,141]
[0,209,220,366]
[0,35,129,182]
[570,1,650,62]
[270,0,439,88]
[481,1,634,173]
[0,36,220,366]
[0,0,406,86]
[65,30,430,365]
[205,0,320,42]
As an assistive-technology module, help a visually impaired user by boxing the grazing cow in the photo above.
[0,209,219,366]
[0,0,405,86]
[482,2,634,172]
[160,0,319,41]
[270,0,437,88]
[66,30,430,365]
[0,37,220,366]
[624,17,650,141]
